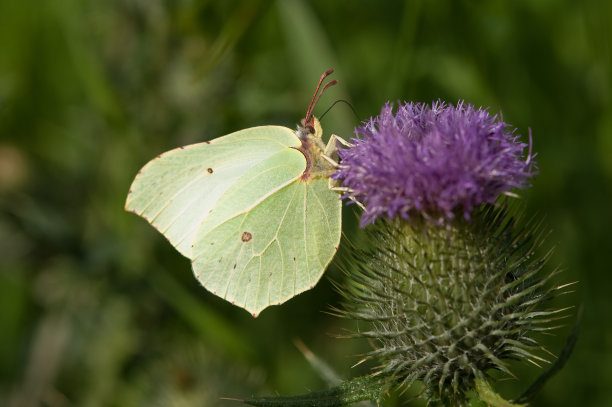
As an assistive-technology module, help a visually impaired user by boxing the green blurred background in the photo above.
[0,0,610,406]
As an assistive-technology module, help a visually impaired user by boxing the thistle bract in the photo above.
[341,205,566,406]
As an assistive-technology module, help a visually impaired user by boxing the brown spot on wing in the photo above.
[241,231,252,242]
[207,168,213,174]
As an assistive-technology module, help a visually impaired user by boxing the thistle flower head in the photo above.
[333,101,537,226]
[332,101,571,406]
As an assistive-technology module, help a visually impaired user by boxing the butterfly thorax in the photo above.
[295,116,335,182]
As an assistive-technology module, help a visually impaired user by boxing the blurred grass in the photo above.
[0,0,610,406]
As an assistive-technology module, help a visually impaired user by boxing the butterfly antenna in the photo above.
[304,69,337,127]
[312,80,338,116]
[320,99,359,122]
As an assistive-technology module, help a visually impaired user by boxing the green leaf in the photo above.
[513,310,582,404]
[234,375,386,407]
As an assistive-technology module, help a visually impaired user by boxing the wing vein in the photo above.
[301,184,308,293]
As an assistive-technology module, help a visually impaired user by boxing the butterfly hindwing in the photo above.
[191,178,341,316]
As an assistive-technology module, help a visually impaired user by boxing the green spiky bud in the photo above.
[340,204,567,405]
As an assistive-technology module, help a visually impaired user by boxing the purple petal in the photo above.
[333,101,537,226]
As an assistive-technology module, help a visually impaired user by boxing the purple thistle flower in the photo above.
[333,100,537,226]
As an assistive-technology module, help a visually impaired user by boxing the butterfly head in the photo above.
[298,69,336,142]
[297,116,323,142]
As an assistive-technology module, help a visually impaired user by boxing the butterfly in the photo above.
[125,69,343,316]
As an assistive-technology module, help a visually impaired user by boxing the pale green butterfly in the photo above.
[125,69,343,316]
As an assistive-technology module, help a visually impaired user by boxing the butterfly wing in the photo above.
[125,126,303,258]
[191,177,341,316]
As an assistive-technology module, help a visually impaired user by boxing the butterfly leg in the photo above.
[330,186,366,210]
[322,134,352,167]
[323,135,365,210]
[325,134,352,157]
[333,135,353,148]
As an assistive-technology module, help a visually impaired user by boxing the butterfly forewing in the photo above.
[125,126,301,257]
